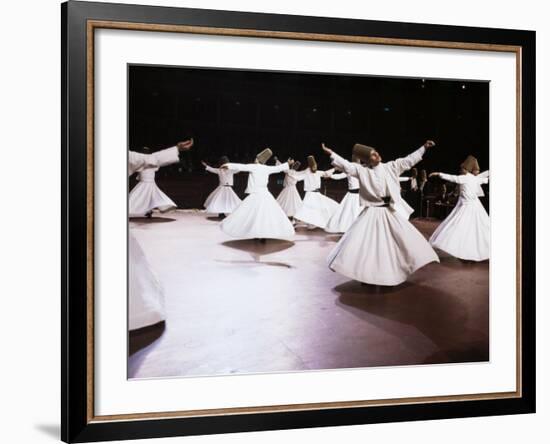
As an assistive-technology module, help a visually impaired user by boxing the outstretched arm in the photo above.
[129,139,194,176]
[321,143,360,179]
[330,171,347,180]
[128,151,161,176]
[388,140,435,176]
[267,159,292,174]
[202,161,219,174]
[153,138,194,168]
[429,172,467,184]
[478,170,489,179]
[221,162,255,173]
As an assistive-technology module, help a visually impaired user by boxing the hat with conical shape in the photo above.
[218,156,230,166]
[461,155,480,174]
[411,167,418,178]
[292,160,302,171]
[419,169,427,181]
[256,148,273,165]
[352,143,376,163]
[307,155,318,172]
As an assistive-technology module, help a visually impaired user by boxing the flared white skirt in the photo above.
[328,206,439,286]
[128,231,165,330]
[294,191,339,229]
[221,189,295,240]
[204,185,242,214]
[429,198,490,261]
[276,185,303,217]
[325,192,362,233]
[129,182,176,217]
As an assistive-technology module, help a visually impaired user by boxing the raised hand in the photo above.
[201,160,208,167]
[321,143,333,155]
[177,138,194,151]
[287,158,295,167]
[424,140,436,149]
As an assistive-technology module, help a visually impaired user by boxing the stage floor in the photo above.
[129,211,489,379]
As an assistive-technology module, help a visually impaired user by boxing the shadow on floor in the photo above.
[130,216,177,224]
[333,280,489,364]
[221,239,294,255]
[129,321,166,356]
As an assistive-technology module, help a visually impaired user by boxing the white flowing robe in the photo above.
[325,171,363,233]
[203,165,241,214]
[129,167,177,217]
[128,147,179,330]
[293,168,339,228]
[276,169,304,217]
[327,147,439,286]
[220,162,295,239]
[429,172,490,261]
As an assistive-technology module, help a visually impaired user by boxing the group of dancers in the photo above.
[130,138,490,292]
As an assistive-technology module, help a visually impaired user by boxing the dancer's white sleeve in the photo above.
[128,151,158,175]
[152,146,179,168]
[224,163,255,173]
[205,165,220,174]
[290,169,307,180]
[129,147,179,175]
[388,146,426,176]
[478,170,490,179]
[330,152,360,178]
[267,162,290,174]
[330,172,347,180]
[439,173,468,184]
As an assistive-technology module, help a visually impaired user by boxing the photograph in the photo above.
[127,64,490,379]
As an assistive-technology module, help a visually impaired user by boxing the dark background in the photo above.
[128,64,489,209]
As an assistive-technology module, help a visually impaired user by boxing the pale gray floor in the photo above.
[128,211,489,379]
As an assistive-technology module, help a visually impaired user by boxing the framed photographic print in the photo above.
[61,1,536,442]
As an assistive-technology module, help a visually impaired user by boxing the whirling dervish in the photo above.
[322,141,440,286]
[129,165,177,218]
[202,156,242,218]
[428,155,490,261]
[128,139,193,330]
[324,155,363,233]
[275,159,304,220]
[219,148,296,240]
[292,155,339,229]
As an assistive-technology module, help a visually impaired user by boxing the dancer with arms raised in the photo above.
[128,139,193,329]
[220,148,295,240]
[321,140,439,286]
[428,155,490,261]
[202,156,242,219]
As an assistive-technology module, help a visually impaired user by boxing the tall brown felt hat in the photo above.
[352,143,376,162]
[256,148,273,164]
[307,155,318,171]
[218,156,229,166]
[461,155,480,174]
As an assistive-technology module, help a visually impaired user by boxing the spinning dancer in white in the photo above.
[275,159,304,221]
[128,139,193,330]
[293,155,339,229]
[428,155,490,261]
[129,164,177,218]
[202,156,242,219]
[321,141,439,286]
[220,148,295,240]
[325,154,364,233]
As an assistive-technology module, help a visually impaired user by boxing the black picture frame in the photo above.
[61,1,536,442]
